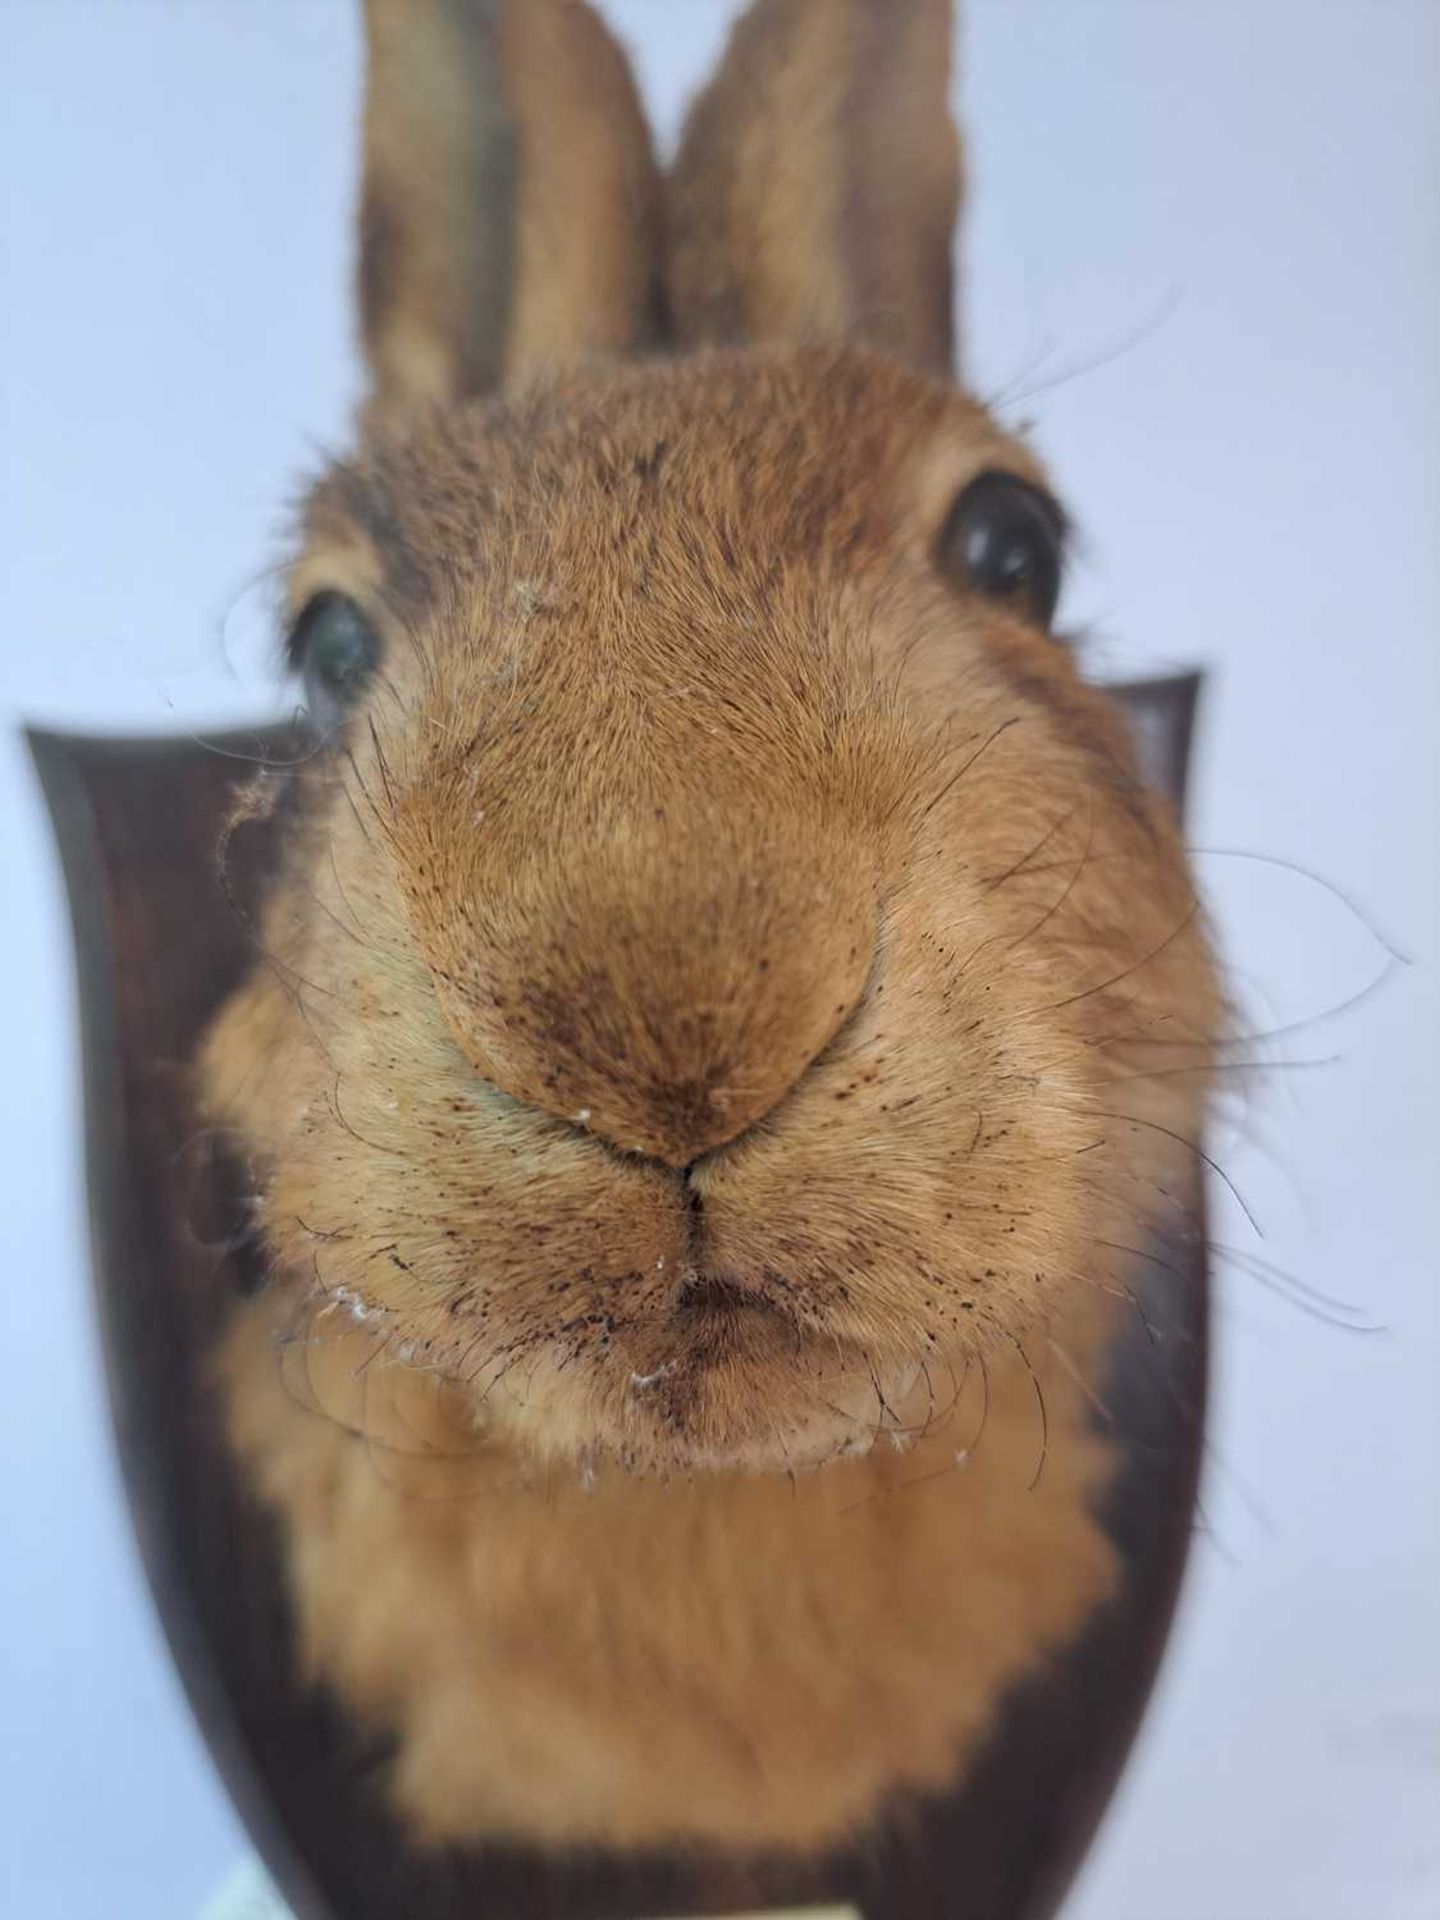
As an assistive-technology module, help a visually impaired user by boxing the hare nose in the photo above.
[411,818,879,1167]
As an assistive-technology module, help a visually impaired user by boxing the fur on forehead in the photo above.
[293,345,1042,630]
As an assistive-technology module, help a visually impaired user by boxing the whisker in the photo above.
[980,800,1083,893]
[1005,799,1097,953]
[1210,1243,1386,1333]
[1101,1055,1340,1085]
[183,723,326,769]
[984,283,1184,414]
[1010,1338,1049,1490]
[1192,1491,1242,1569]
[1093,1108,1265,1240]
[1184,844,1410,966]
[1045,1335,1114,1429]
[920,715,1024,820]
[1030,898,1199,1017]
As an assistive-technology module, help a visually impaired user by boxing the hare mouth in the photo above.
[650,1275,802,1370]
[616,1271,806,1382]
[614,1311,904,1474]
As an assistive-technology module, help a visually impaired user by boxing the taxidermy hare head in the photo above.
[204,0,1218,1479]
[200,0,1220,1857]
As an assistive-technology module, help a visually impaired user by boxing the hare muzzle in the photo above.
[401,774,880,1168]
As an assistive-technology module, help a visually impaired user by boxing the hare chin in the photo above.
[479,1298,925,1479]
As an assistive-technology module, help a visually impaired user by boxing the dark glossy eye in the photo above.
[936,471,1066,631]
[288,592,382,734]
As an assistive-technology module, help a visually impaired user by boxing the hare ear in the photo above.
[667,0,961,378]
[359,0,663,422]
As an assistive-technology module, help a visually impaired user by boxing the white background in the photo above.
[1,4,1436,1917]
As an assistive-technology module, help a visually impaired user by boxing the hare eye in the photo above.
[937,471,1066,632]
[289,592,382,733]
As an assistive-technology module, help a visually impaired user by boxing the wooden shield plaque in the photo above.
[29,671,1207,1920]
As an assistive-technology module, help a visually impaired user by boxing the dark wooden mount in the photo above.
[28,673,1206,1920]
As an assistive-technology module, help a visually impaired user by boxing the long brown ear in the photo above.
[359,0,663,421]
[667,0,960,377]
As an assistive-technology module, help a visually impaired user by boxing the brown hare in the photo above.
[199,0,1220,1860]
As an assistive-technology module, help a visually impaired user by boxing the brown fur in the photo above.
[361,0,663,419]
[669,0,960,372]
[200,0,1220,1858]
